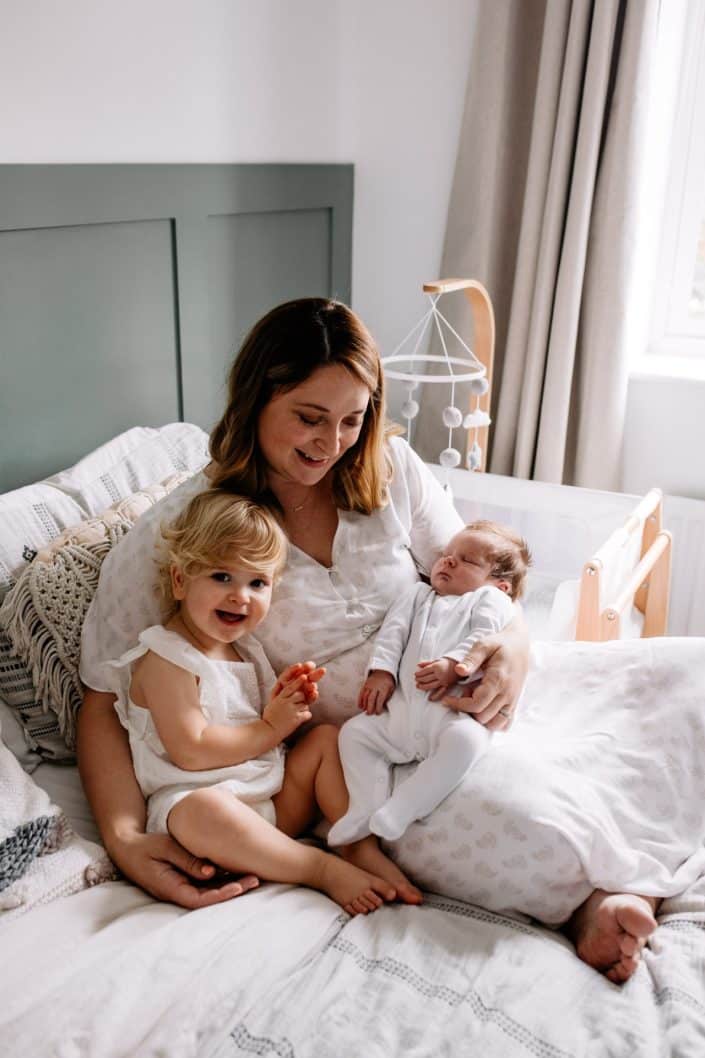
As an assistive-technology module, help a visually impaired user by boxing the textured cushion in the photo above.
[47,422,209,515]
[0,475,190,757]
[0,483,87,605]
[0,637,71,763]
[0,700,41,773]
[0,484,89,764]
[0,422,208,764]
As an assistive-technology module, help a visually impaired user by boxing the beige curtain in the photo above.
[415,0,658,489]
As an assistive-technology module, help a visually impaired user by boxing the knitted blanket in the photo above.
[0,726,114,922]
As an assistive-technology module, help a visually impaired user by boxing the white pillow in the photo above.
[0,483,86,604]
[47,422,210,515]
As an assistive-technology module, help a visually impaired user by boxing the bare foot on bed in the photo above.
[315,852,397,916]
[339,836,423,905]
[567,889,659,983]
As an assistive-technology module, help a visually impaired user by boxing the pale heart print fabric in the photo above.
[387,637,705,924]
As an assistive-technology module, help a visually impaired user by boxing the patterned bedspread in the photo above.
[2,878,705,1057]
[217,893,705,1058]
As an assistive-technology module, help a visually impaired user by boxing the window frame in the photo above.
[647,0,705,361]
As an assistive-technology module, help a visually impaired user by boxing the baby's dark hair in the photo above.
[465,520,532,600]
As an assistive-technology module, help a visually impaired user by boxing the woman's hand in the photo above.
[108,829,259,909]
[78,689,258,909]
[442,617,529,731]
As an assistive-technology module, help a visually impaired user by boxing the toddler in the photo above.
[328,520,531,845]
[107,489,422,914]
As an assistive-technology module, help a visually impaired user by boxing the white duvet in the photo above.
[3,636,705,1056]
[388,636,705,923]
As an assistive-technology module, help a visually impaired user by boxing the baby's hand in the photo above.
[264,673,313,741]
[415,657,458,701]
[358,670,395,715]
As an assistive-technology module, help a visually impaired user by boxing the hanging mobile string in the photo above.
[381,286,491,476]
[397,303,435,447]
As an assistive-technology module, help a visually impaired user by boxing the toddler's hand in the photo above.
[263,674,313,741]
[358,670,395,715]
[272,661,326,705]
[415,657,458,701]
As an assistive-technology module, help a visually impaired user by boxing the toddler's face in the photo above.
[430,529,507,597]
[171,558,275,647]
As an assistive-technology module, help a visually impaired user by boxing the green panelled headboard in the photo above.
[0,164,353,493]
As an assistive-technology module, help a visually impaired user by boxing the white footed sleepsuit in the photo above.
[328,582,515,845]
[107,626,285,834]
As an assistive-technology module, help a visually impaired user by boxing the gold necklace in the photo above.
[289,490,313,514]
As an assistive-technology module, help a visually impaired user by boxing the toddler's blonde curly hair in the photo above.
[157,489,287,618]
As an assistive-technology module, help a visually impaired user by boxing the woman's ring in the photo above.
[498,707,511,718]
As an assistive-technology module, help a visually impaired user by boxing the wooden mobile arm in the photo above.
[423,279,495,472]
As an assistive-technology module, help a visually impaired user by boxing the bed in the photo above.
[2,165,705,1058]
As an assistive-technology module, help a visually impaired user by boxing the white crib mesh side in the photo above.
[450,484,646,641]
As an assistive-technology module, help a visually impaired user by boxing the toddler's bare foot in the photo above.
[567,889,658,983]
[314,851,396,916]
[340,835,423,905]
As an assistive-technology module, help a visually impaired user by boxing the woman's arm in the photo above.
[442,609,530,730]
[77,688,257,907]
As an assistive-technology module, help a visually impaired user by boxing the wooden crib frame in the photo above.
[575,489,672,641]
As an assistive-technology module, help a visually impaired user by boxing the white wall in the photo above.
[623,373,705,500]
[0,0,476,411]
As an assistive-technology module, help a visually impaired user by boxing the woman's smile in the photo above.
[258,363,370,491]
[295,449,328,467]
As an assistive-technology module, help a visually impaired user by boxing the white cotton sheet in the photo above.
[0,881,342,1058]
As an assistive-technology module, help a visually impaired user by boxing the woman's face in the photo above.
[257,363,371,488]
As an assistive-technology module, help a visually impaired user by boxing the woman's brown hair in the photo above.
[209,298,397,514]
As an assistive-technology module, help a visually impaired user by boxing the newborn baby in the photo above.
[328,520,531,845]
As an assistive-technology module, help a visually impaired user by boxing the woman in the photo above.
[78,298,659,982]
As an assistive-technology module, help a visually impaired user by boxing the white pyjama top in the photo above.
[370,581,516,749]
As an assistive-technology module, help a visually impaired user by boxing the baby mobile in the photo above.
[381,279,495,484]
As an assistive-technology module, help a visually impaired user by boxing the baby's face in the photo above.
[430,529,505,597]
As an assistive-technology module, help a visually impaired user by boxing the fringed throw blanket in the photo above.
[0,729,114,921]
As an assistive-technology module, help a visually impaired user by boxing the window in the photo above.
[647,0,705,363]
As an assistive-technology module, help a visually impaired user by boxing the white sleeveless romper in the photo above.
[108,626,285,834]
